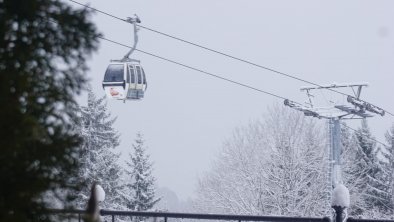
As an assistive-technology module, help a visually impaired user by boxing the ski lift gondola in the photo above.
[102,15,147,101]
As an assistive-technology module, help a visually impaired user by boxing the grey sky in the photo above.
[75,0,394,200]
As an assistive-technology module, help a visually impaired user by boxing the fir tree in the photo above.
[381,123,394,214]
[341,123,366,215]
[0,0,99,221]
[124,133,160,213]
[73,89,124,210]
[352,120,387,214]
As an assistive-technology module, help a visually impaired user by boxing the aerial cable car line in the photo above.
[68,0,394,118]
[100,36,292,103]
[99,35,389,148]
[45,17,292,102]
[46,18,389,147]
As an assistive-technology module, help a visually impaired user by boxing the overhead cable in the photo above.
[62,3,391,147]
[68,0,394,118]
[100,36,293,102]
[99,35,390,148]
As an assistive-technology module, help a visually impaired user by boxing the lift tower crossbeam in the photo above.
[284,82,383,210]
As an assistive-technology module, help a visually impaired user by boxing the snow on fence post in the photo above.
[95,184,106,202]
[331,183,350,222]
[85,182,106,222]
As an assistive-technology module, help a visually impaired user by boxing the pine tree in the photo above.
[381,123,394,214]
[0,0,99,220]
[352,120,387,214]
[124,133,160,213]
[341,123,366,216]
[73,89,124,210]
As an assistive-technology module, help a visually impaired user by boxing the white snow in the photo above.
[331,183,350,208]
[95,184,106,202]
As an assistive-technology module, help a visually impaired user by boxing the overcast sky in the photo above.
[72,0,394,200]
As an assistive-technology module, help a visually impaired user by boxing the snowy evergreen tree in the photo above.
[0,0,99,220]
[381,123,394,214]
[124,133,160,212]
[72,89,124,210]
[340,123,362,215]
[350,120,387,214]
[341,121,394,218]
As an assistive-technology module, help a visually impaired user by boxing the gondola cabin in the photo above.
[102,61,147,100]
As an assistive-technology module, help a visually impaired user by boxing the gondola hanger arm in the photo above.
[123,14,141,61]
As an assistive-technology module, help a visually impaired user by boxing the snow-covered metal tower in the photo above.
[284,82,384,207]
